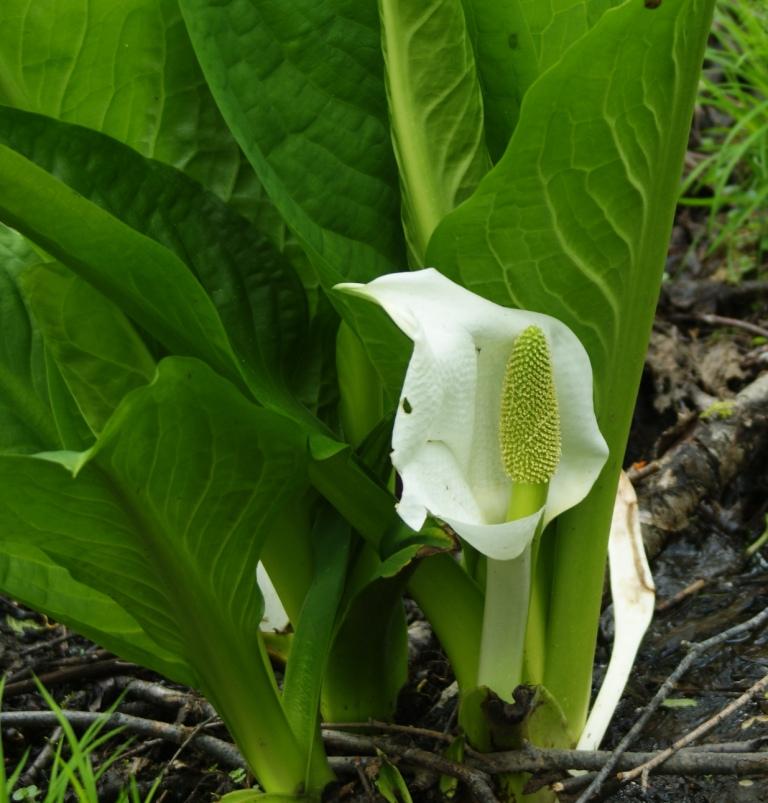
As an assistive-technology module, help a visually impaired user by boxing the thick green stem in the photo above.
[407,553,483,692]
[477,482,546,700]
[307,448,396,549]
[322,568,409,722]
[542,456,622,742]
[477,546,530,701]
[199,628,320,795]
[336,322,384,447]
[523,529,553,686]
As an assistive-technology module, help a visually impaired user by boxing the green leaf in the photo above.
[0,142,232,369]
[43,349,95,452]
[0,357,313,790]
[19,262,156,434]
[0,541,191,685]
[179,0,406,281]
[0,141,301,423]
[458,1,537,159]
[459,0,623,160]
[0,228,60,453]
[282,509,351,787]
[0,107,310,407]
[519,0,622,73]
[374,751,414,803]
[378,0,490,263]
[0,0,258,213]
[322,554,409,722]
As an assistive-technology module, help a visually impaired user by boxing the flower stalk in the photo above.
[477,326,561,701]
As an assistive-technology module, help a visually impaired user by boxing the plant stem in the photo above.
[477,482,546,701]
[407,553,483,692]
[477,547,531,701]
[523,529,552,686]
[543,457,621,743]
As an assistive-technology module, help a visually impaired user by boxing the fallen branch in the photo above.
[324,729,499,803]
[6,708,768,803]
[0,710,244,770]
[573,605,768,803]
[619,670,768,784]
[4,658,138,697]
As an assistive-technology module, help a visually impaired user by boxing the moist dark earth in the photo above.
[2,205,768,802]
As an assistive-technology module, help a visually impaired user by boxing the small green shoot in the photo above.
[700,400,736,420]
[373,751,413,803]
[746,516,768,558]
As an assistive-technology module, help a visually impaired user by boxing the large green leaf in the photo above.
[0,140,320,432]
[0,107,310,401]
[0,357,312,788]
[378,0,490,263]
[179,0,406,281]
[428,0,712,446]
[19,262,156,434]
[0,227,59,453]
[428,0,714,732]
[0,541,190,684]
[0,0,259,213]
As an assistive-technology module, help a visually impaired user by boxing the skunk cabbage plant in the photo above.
[0,0,714,799]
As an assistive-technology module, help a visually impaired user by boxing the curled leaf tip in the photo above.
[500,326,561,484]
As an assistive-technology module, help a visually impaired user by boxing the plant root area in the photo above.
[3,219,768,803]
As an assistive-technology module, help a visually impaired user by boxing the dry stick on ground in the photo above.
[18,628,71,656]
[572,605,768,803]
[324,720,460,747]
[551,739,768,797]
[670,312,768,340]
[5,709,768,801]
[619,670,768,786]
[0,710,245,770]
[4,658,138,696]
[654,577,708,612]
[324,729,499,803]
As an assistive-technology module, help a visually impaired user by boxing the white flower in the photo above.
[336,269,608,560]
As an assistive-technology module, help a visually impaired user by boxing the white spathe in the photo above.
[336,269,608,561]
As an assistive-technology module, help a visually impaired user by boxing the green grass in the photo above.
[680,0,768,279]
[0,678,162,803]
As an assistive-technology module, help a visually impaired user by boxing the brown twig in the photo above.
[655,577,707,612]
[476,743,768,777]
[0,710,245,770]
[108,676,219,721]
[18,628,71,656]
[573,604,768,803]
[626,459,662,483]
[672,312,768,340]
[323,729,499,803]
[619,671,768,784]
[323,720,458,746]
[4,659,139,696]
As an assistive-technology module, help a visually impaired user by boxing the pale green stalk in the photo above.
[477,484,546,699]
